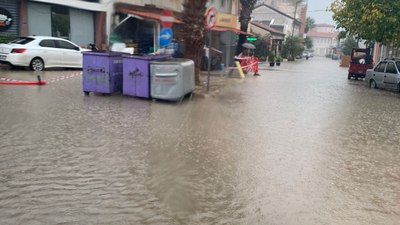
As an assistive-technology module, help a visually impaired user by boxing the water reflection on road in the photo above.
[0,59,399,225]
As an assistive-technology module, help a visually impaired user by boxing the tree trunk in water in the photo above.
[182,0,207,86]
[236,27,248,55]
[236,0,257,55]
[184,39,203,85]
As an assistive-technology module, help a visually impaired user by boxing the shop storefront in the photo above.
[207,12,245,68]
[0,0,106,47]
[112,4,181,55]
[26,1,96,46]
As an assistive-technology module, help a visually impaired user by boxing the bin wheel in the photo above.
[84,91,90,96]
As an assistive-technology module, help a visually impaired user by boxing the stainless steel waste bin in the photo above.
[150,58,195,101]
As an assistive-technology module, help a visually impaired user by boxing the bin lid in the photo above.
[82,51,123,56]
[122,54,172,60]
[150,58,194,65]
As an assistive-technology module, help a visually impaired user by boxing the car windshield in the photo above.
[9,37,35,45]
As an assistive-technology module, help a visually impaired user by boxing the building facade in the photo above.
[306,24,338,56]
[0,0,106,47]
[253,0,307,37]
[1,0,243,67]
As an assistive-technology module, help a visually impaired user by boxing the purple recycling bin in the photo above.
[82,51,123,95]
[122,54,171,98]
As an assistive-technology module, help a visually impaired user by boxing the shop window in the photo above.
[51,5,70,39]
[111,16,156,54]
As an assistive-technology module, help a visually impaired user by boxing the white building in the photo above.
[306,24,339,56]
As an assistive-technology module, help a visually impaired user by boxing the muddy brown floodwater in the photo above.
[0,58,399,224]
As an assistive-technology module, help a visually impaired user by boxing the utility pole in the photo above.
[292,0,303,36]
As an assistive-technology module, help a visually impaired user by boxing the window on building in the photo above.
[51,5,70,39]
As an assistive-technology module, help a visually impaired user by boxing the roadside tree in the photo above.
[252,34,271,62]
[182,0,207,85]
[304,17,316,34]
[330,0,400,46]
[342,37,359,56]
[282,36,304,61]
[236,0,258,55]
[304,37,313,50]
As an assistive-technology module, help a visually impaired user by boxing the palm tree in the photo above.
[305,17,316,33]
[182,0,208,85]
[236,0,258,55]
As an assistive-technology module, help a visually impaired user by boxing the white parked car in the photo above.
[0,36,88,71]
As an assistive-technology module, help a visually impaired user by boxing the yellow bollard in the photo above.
[235,61,245,79]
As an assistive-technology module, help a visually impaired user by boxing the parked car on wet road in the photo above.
[365,58,400,92]
[0,36,88,71]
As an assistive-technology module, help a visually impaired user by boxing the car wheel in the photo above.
[347,73,352,79]
[398,84,400,93]
[370,79,377,89]
[30,58,44,71]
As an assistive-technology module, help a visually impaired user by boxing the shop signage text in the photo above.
[216,13,238,29]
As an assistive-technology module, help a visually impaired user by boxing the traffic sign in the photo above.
[205,6,217,29]
[160,9,174,28]
[160,28,173,47]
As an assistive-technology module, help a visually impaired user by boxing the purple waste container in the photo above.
[122,54,171,98]
[82,51,123,95]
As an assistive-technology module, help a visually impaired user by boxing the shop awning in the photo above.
[120,9,182,24]
[211,26,253,36]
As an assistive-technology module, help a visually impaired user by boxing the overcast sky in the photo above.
[307,0,335,25]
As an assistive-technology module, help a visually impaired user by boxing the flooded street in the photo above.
[0,58,399,225]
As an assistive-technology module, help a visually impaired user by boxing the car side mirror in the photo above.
[75,46,80,51]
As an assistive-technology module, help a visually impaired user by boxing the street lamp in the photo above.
[292,0,303,36]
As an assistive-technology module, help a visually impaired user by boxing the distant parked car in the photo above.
[0,36,88,71]
[365,58,400,92]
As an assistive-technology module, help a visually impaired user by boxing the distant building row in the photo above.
[1,0,316,66]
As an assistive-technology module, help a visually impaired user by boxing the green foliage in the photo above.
[252,34,270,59]
[282,36,304,61]
[331,0,400,46]
[304,36,313,49]
[305,17,316,33]
[0,34,17,43]
[337,31,347,40]
[268,54,275,62]
[342,37,359,55]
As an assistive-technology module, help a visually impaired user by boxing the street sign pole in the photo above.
[205,6,217,92]
[207,30,212,92]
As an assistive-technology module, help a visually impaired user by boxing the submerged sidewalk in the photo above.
[193,70,243,98]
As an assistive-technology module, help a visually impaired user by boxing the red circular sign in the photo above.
[161,9,174,28]
[205,6,217,29]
